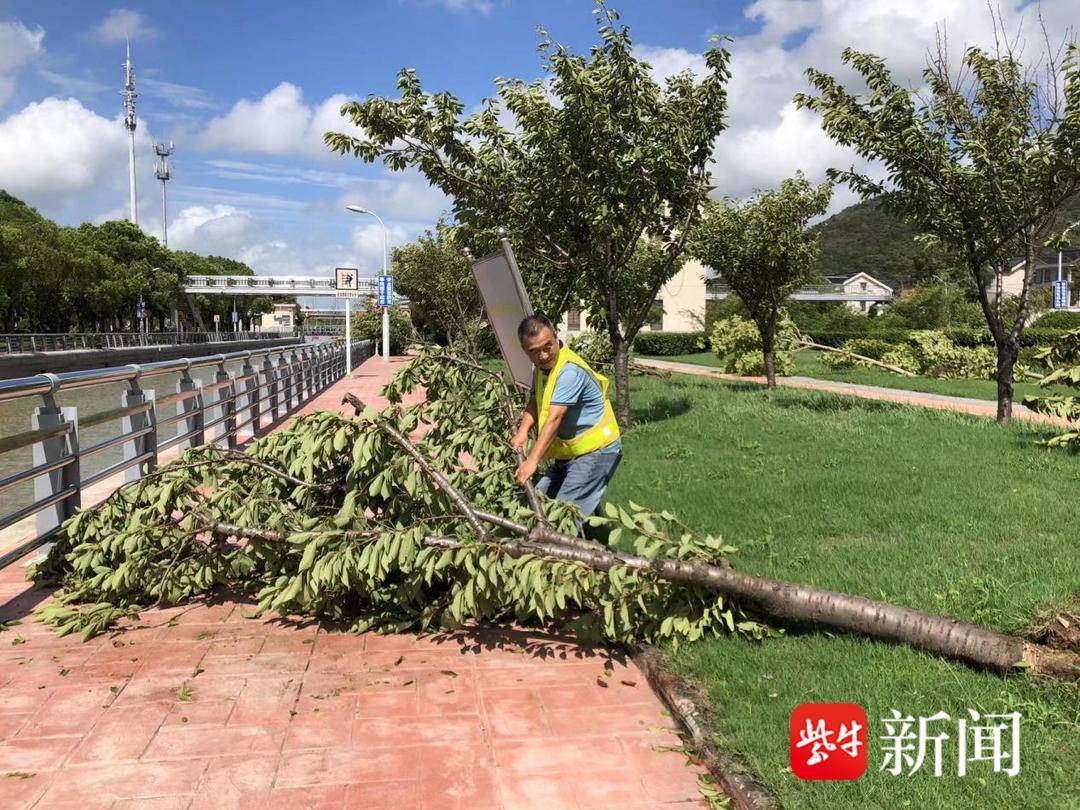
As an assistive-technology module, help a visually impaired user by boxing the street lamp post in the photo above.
[345,205,390,361]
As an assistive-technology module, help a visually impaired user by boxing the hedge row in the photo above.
[809,327,1071,349]
[633,331,706,356]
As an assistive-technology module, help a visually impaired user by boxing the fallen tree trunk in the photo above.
[797,339,917,377]
[358,395,1076,680]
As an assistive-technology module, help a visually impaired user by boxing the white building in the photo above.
[259,302,296,332]
[559,259,708,336]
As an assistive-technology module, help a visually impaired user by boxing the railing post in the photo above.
[176,368,205,451]
[292,349,303,406]
[304,347,316,399]
[122,371,157,482]
[32,385,80,546]
[216,362,238,449]
[296,348,308,402]
[277,352,292,414]
[263,354,280,423]
[241,354,262,439]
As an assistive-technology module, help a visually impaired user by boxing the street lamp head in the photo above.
[345,205,370,214]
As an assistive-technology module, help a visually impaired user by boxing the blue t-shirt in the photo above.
[535,363,622,452]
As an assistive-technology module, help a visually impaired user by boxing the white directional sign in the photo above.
[335,267,361,298]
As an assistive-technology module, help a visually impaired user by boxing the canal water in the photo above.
[0,358,258,519]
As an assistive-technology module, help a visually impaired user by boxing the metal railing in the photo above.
[0,331,296,354]
[0,338,372,568]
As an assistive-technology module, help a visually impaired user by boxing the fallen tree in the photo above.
[31,347,1077,680]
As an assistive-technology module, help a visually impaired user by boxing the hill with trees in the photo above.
[0,190,270,333]
[811,195,1080,290]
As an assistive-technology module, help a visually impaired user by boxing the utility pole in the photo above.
[123,40,138,226]
[154,142,174,247]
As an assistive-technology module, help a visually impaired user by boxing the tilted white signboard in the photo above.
[468,236,534,390]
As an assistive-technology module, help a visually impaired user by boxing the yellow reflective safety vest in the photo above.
[534,345,621,460]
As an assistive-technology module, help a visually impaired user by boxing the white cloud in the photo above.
[37,69,109,96]
[0,20,45,105]
[410,0,496,13]
[92,8,158,44]
[142,77,218,110]
[199,83,361,159]
[166,205,259,254]
[637,0,1076,213]
[0,97,152,207]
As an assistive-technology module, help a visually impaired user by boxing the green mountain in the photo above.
[809,198,950,289]
[811,195,1080,289]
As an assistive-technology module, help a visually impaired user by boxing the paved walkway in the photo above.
[0,355,707,809]
[638,357,1068,427]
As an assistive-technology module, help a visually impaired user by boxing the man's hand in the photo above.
[514,455,538,486]
[510,430,529,455]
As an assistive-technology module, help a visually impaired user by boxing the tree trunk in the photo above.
[613,337,632,428]
[758,320,777,388]
[425,530,1077,679]
[995,339,1018,425]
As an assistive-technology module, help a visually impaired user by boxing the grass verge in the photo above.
[610,372,1079,809]
[646,350,1066,403]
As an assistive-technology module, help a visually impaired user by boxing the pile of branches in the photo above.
[1025,328,1080,447]
[32,347,1077,680]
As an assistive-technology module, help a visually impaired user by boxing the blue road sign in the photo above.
[1053,279,1069,309]
[379,275,395,308]
[231,310,239,323]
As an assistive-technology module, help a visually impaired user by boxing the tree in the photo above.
[33,346,1077,679]
[796,29,1080,424]
[392,226,483,353]
[352,307,414,355]
[690,174,832,386]
[326,2,731,425]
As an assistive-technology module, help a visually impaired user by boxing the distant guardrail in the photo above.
[0,338,372,568]
[0,331,296,354]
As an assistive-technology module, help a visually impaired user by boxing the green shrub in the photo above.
[1021,327,1070,347]
[352,307,415,355]
[873,281,984,329]
[568,330,615,366]
[633,331,706,356]
[1032,310,1080,330]
[710,315,795,376]
[907,330,996,379]
[820,337,896,369]
[881,345,920,373]
[810,327,912,347]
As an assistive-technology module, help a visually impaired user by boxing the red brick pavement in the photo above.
[0,356,708,809]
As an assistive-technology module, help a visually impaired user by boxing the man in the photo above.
[511,314,622,519]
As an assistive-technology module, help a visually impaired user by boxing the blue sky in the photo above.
[0,1,1074,279]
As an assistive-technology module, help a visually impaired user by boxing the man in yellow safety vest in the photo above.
[511,314,622,519]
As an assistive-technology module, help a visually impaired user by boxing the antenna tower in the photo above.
[122,40,138,225]
[154,142,175,247]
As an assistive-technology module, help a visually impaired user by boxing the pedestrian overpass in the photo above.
[183,274,381,297]
[706,282,894,303]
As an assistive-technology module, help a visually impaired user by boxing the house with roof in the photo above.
[823,272,895,313]
[990,247,1080,306]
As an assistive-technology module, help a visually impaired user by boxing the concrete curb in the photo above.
[633,644,776,810]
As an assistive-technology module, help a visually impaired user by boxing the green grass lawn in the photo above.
[647,350,1064,403]
[609,373,1079,809]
